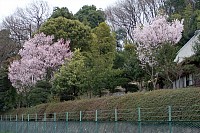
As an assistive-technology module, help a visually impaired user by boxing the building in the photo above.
[173,30,200,88]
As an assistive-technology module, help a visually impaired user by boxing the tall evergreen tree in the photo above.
[85,22,120,96]
[75,5,105,28]
[50,7,74,19]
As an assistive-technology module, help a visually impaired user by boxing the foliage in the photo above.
[193,35,200,55]
[8,33,72,91]
[114,44,144,91]
[173,3,199,46]
[195,10,200,30]
[39,17,92,51]
[182,34,200,71]
[0,29,20,111]
[53,23,120,98]
[183,4,194,39]
[50,7,74,19]
[84,22,119,96]
[155,44,179,88]
[53,49,86,99]
[75,5,105,28]
[133,16,184,89]
[164,0,187,15]
[165,1,200,46]
[27,80,51,106]
[0,67,17,111]
[123,44,144,81]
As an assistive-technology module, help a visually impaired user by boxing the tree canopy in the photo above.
[85,22,119,96]
[39,17,92,51]
[75,5,105,28]
[50,7,74,19]
[53,49,86,99]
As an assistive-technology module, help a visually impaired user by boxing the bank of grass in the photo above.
[4,87,200,121]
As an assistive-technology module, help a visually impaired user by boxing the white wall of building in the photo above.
[174,30,200,63]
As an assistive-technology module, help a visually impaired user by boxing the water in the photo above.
[0,121,200,133]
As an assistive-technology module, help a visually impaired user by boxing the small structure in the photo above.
[174,30,200,63]
[173,30,200,88]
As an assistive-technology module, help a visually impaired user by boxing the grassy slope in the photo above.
[4,87,200,121]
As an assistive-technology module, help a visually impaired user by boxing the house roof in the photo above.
[174,30,200,63]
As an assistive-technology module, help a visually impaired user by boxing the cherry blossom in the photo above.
[8,33,72,90]
[133,15,184,65]
[133,16,184,88]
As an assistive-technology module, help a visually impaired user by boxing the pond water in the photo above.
[0,121,199,133]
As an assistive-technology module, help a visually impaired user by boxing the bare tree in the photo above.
[0,29,19,67]
[2,0,50,44]
[139,0,165,22]
[3,15,30,44]
[16,0,50,31]
[106,0,139,42]
[105,0,165,42]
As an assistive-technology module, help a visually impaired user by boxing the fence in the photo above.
[0,105,200,133]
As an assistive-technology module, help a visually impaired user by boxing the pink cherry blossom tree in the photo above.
[8,33,72,92]
[133,16,184,89]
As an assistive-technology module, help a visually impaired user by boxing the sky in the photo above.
[0,0,117,22]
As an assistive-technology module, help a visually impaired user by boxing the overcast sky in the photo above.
[0,0,117,23]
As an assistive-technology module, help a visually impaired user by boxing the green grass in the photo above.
[3,87,200,121]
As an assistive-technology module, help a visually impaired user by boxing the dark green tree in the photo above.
[195,0,200,9]
[113,44,144,92]
[194,10,200,29]
[155,44,179,88]
[27,81,51,106]
[0,29,19,111]
[164,0,187,15]
[182,4,196,42]
[193,35,200,57]
[50,7,74,19]
[84,22,120,96]
[165,1,200,46]
[39,17,92,51]
[0,67,17,111]
[75,5,105,28]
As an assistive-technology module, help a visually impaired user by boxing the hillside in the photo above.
[3,87,200,121]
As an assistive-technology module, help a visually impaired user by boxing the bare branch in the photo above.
[105,0,165,42]
[2,0,50,44]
